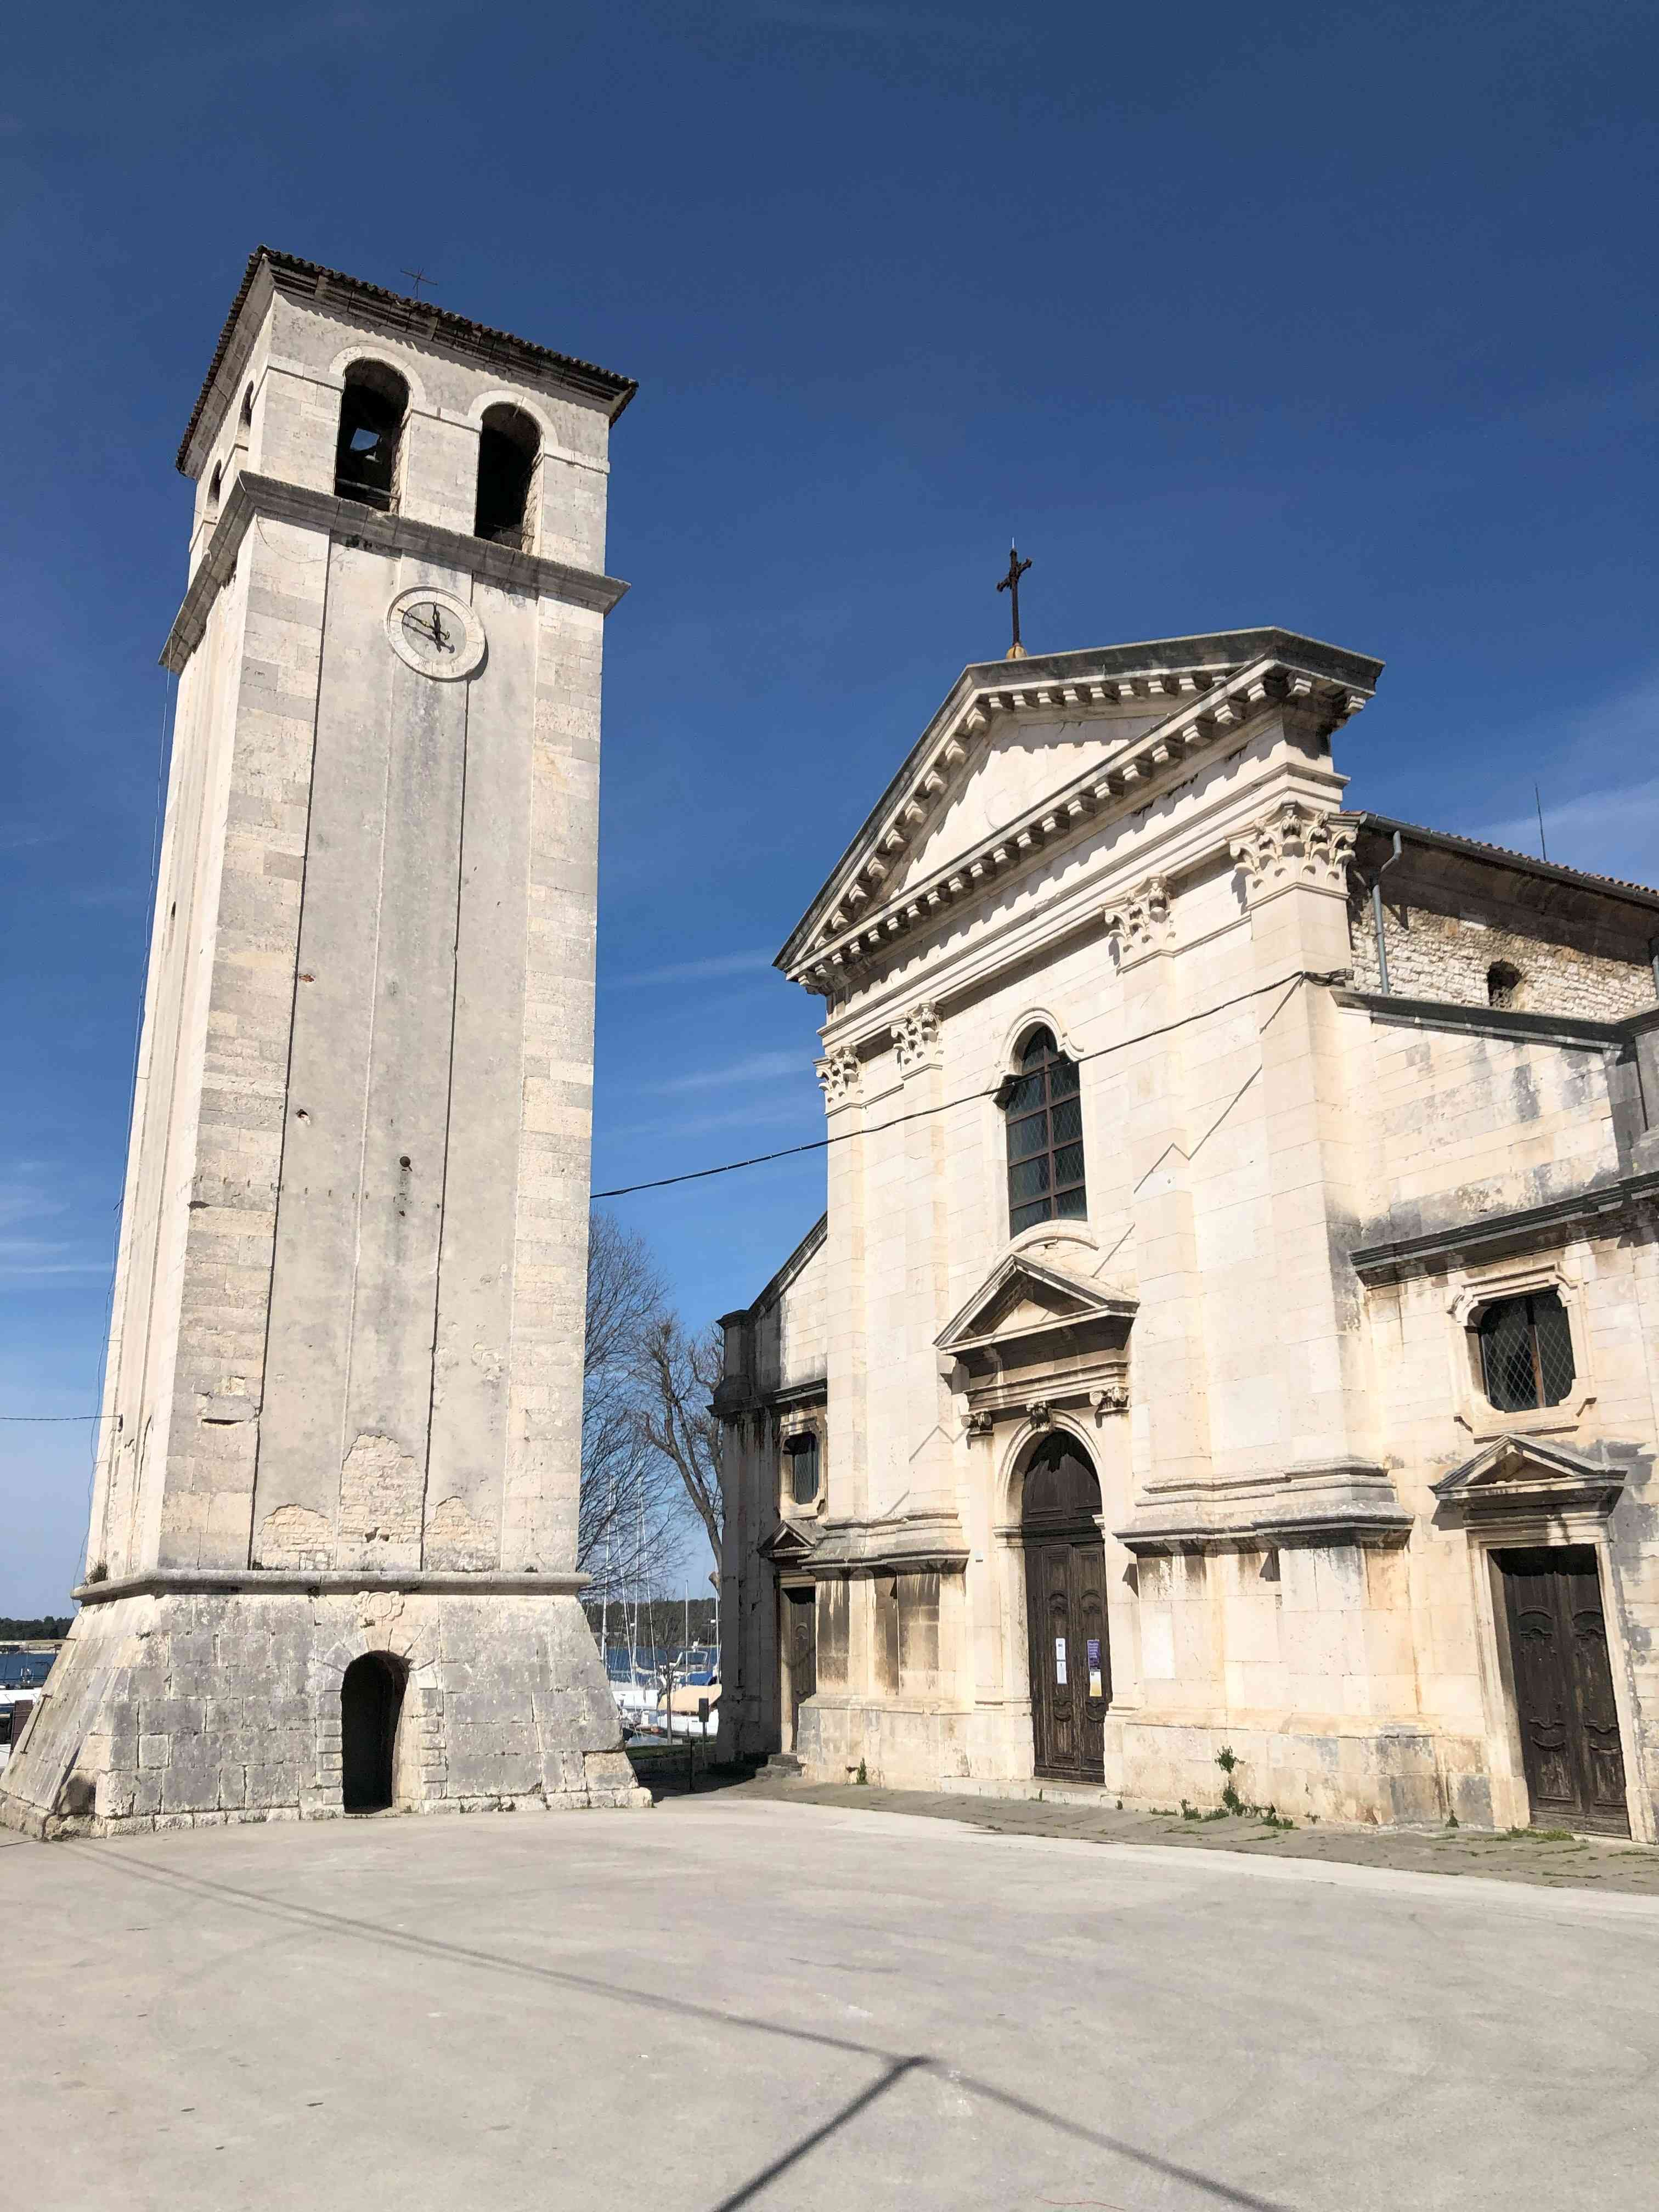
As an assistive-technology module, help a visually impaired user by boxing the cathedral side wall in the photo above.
[1356,1018,1625,1244]
[721,1234,827,1764]
[1348,882,1655,1019]
[1348,1006,1659,1832]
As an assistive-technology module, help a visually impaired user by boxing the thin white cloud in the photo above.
[0,1242,111,1284]
[646,1048,810,1095]
[1476,776,1659,891]
[599,1097,817,1145]
[606,949,776,991]
[0,1177,67,1232]
[1425,665,1659,890]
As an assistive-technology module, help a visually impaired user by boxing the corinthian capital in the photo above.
[1229,800,1357,899]
[890,1001,942,1078]
[815,1046,862,1111]
[1102,873,1172,959]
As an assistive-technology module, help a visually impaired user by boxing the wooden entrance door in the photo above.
[1022,1434,1109,1781]
[1498,1547,1629,1835]
[784,1588,816,1748]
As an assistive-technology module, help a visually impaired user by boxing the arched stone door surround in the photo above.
[341,1650,409,1813]
[1017,1430,1109,1781]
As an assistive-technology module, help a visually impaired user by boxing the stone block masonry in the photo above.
[1348,885,1655,1019]
[1,1586,644,1839]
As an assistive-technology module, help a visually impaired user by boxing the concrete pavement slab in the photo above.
[3,1796,1656,2210]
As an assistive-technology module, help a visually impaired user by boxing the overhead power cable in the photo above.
[1,970,1345,1419]
[591,967,1343,1199]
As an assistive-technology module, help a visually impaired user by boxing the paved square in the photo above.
[6,1798,1656,2209]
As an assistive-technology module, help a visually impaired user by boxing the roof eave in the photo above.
[178,245,637,478]
[1360,812,1659,913]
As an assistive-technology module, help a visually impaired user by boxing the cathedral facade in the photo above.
[717,629,1659,1837]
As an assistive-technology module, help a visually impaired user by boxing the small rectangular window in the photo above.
[784,1431,820,1506]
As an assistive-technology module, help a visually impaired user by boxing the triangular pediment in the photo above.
[1431,1434,1627,1520]
[776,630,1384,992]
[882,712,1161,899]
[936,1251,1137,1359]
[757,1517,822,1565]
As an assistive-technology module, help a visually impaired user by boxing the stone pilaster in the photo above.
[1228,798,1372,1471]
[893,1003,952,1506]
[818,1045,869,1521]
[1105,874,1216,1503]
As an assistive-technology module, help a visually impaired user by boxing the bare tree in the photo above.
[579,1212,686,1607]
[636,1314,724,1565]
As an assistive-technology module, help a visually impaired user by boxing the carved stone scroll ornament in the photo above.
[890,1001,943,1078]
[963,1408,996,1437]
[1102,874,1172,958]
[1229,799,1357,900]
[1089,1383,1129,1419]
[1025,1398,1052,1430]
[815,1045,862,1110]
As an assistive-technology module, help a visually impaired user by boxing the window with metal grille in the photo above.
[334,360,409,512]
[1476,1291,1575,1412]
[1001,1026,1086,1235]
[784,1431,819,1506]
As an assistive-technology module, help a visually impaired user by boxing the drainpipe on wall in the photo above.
[1650,937,1659,1005]
[1369,830,1404,995]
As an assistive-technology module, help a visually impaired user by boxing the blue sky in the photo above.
[3,1,1656,1612]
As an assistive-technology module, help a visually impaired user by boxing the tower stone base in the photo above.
[0,1576,648,1839]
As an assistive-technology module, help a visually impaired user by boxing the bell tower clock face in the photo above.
[386,585,486,680]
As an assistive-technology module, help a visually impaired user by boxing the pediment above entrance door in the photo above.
[935,1251,1136,1424]
[1431,1434,1629,1526]
[757,1517,823,1567]
[938,1251,1137,1360]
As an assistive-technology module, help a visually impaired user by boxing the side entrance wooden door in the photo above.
[1497,1545,1628,1835]
[783,1587,816,1749]
[1022,1434,1109,1782]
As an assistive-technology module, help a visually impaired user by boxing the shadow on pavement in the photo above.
[61,1839,1286,2211]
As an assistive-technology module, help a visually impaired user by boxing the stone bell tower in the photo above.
[1,248,646,1834]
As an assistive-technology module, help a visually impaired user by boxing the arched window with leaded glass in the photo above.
[1001,1026,1086,1235]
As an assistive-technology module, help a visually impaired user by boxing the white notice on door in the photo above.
[1053,1637,1068,1685]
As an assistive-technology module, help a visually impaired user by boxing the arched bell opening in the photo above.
[1019,1430,1109,1782]
[340,1650,409,1813]
[334,359,409,514]
[473,402,541,551]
